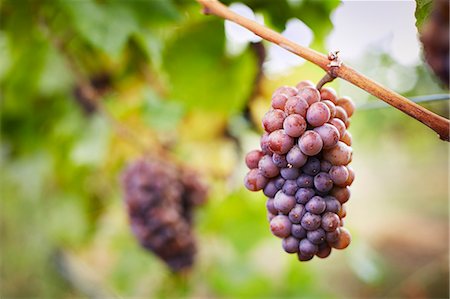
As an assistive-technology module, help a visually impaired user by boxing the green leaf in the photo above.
[415,0,433,28]
[163,20,257,115]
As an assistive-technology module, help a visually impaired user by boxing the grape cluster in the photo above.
[420,0,449,87]
[121,159,208,272]
[244,81,355,261]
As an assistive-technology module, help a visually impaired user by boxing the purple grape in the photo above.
[245,150,264,169]
[306,102,331,127]
[282,236,300,253]
[272,153,288,168]
[321,212,340,232]
[301,212,321,230]
[260,132,271,154]
[313,123,340,149]
[268,130,295,155]
[305,196,326,214]
[282,180,298,195]
[320,160,332,172]
[244,169,268,191]
[291,224,307,239]
[313,172,333,193]
[267,211,276,221]
[299,238,318,255]
[298,131,323,156]
[269,215,292,238]
[280,167,300,180]
[301,157,321,176]
[296,174,314,188]
[274,191,296,214]
[283,114,307,137]
[284,95,309,117]
[286,145,307,168]
[263,180,279,198]
[324,196,341,213]
[307,228,326,245]
[326,230,340,243]
[288,204,305,224]
[262,109,286,133]
[298,251,314,261]
[273,176,285,189]
[329,165,349,185]
[266,198,278,215]
[295,188,315,204]
[258,155,280,178]
[316,243,332,258]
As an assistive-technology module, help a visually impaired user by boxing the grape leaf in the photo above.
[415,0,433,29]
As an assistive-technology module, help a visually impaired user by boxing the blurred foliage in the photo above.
[0,0,448,298]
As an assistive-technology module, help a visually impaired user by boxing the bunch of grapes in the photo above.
[121,159,208,272]
[244,81,355,261]
[420,0,449,87]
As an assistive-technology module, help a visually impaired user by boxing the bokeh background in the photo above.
[1,0,448,298]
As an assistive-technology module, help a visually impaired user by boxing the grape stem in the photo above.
[197,0,450,141]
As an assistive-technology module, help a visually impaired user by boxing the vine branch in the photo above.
[197,0,450,141]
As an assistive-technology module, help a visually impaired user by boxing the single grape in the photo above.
[272,153,288,168]
[280,167,300,180]
[271,93,289,110]
[263,180,278,198]
[268,130,294,155]
[245,150,264,169]
[316,243,332,258]
[258,155,280,178]
[330,227,351,249]
[337,96,355,117]
[295,188,315,204]
[314,172,334,193]
[262,109,286,133]
[335,106,348,124]
[320,87,338,104]
[331,186,351,204]
[273,176,286,189]
[260,132,271,154]
[274,191,296,214]
[326,230,340,243]
[288,204,306,224]
[324,196,341,213]
[298,251,314,261]
[273,86,298,97]
[282,236,300,254]
[301,157,321,176]
[299,238,318,255]
[266,198,278,215]
[296,174,314,188]
[321,212,340,232]
[329,166,349,186]
[244,169,268,191]
[301,212,322,230]
[296,80,315,89]
[283,114,307,137]
[269,215,292,238]
[321,100,336,118]
[284,95,309,117]
[344,166,355,187]
[282,180,298,196]
[323,141,352,166]
[328,118,346,137]
[305,196,326,214]
[320,160,332,172]
[337,204,347,218]
[291,223,307,239]
[298,86,321,106]
[340,130,352,146]
[286,145,307,168]
[306,102,331,127]
[298,131,323,156]
[313,123,340,149]
[307,228,326,245]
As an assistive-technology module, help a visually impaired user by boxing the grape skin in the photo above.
[266,198,278,215]
[283,236,300,253]
[330,227,351,249]
[284,96,309,117]
[298,86,321,106]
[320,87,338,104]
[286,145,307,168]
[299,238,318,255]
[305,196,326,214]
[274,191,296,214]
[280,167,300,180]
[282,180,299,196]
[262,109,286,133]
[340,130,352,146]
[283,114,307,137]
[331,186,351,204]
[260,132,271,154]
[337,96,355,117]
[320,160,332,172]
[323,141,352,166]
[316,243,332,258]
[324,196,341,213]
[273,86,298,97]
[269,130,294,155]
[301,212,322,231]
[334,106,348,124]
[313,123,340,149]
[314,172,334,193]
[288,204,306,224]
[296,80,315,89]
[291,224,307,239]
[272,153,288,168]
[321,212,340,232]
[269,215,292,238]
[299,131,323,156]
[328,118,346,137]
[307,228,326,245]
[301,157,321,176]
[329,165,349,185]
[245,150,264,169]
[263,180,279,198]
[271,93,289,110]
[296,173,314,188]
[244,169,268,191]
[306,102,331,127]
[258,155,280,178]
[295,188,315,204]
[321,100,336,118]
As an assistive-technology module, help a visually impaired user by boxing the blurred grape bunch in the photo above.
[419,0,449,87]
[121,158,208,272]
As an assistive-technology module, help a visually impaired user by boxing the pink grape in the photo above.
[262,109,286,133]
[269,130,294,155]
[328,118,346,137]
[306,102,331,127]
[271,93,289,110]
[323,141,352,166]
[245,150,264,169]
[337,96,355,117]
[313,123,340,149]
[244,169,268,191]
[298,130,323,156]
[320,87,338,104]
[283,114,307,138]
[298,86,321,106]
[284,95,309,117]
[329,165,349,185]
